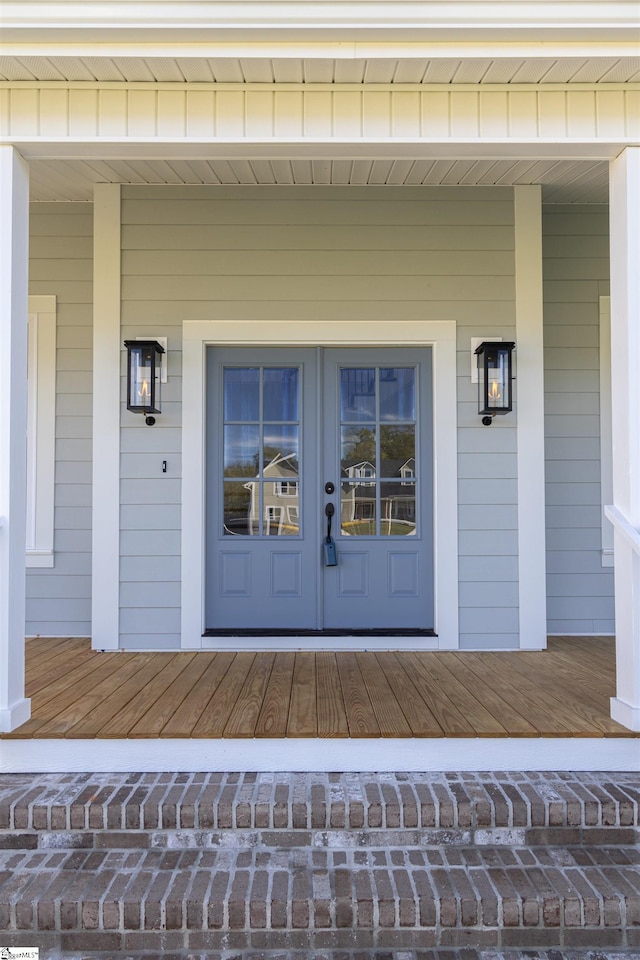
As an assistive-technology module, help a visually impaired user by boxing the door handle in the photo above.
[325,501,335,538]
[323,502,337,566]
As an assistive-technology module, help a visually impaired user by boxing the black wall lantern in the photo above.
[124,339,165,425]
[474,341,515,425]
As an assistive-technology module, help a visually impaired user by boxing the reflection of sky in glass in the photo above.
[380,368,415,421]
[224,367,259,421]
[340,368,375,422]
[224,425,259,476]
[263,368,299,421]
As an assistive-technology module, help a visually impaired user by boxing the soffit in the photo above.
[28,156,609,203]
[2,55,639,83]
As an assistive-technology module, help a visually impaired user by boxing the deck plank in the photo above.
[336,653,379,737]
[461,652,593,737]
[447,653,540,737]
[11,652,156,739]
[287,653,317,737]
[545,641,617,686]
[373,652,443,736]
[161,652,236,738]
[26,643,93,694]
[316,652,349,738]
[103,654,200,738]
[401,653,476,736]
[224,653,275,738]
[255,652,295,738]
[499,651,623,736]
[128,654,217,738]
[415,653,511,736]
[356,652,413,737]
[191,654,255,738]
[552,636,616,676]
[64,654,175,738]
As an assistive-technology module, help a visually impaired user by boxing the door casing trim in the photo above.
[182,320,459,649]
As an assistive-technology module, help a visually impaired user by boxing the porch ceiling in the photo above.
[29,155,609,203]
[3,55,640,85]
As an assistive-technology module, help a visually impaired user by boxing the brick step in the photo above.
[1,839,639,953]
[0,772,638,956]
[1,772,638,833]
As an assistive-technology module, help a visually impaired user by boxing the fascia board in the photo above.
[2,2,640,43]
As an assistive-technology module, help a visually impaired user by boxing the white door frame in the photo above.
[181,319,459,650]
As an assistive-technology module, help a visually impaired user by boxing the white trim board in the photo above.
[182,319,459,650]
[600,295,614,567]
[91,184,121,650]
[514,186,547,650]
[200,637,440,652]
[26,295,56,568]
[1,736,637,774]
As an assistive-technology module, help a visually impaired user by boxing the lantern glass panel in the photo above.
[476,342,514,416]
[131,347,153,409]
[125,340,163,414]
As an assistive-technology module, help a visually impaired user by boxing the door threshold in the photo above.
[203,628,437,638]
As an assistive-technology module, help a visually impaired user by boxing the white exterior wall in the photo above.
[120,183,517,649]
[25,202,93,636]
[542,202,615,634]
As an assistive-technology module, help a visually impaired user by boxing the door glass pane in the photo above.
[264,482,299,536]
[263,425,299,477]
[380,425,415,478]
[223,424,259,477]
[380,368,415,421]
[340,481,377,536]
[224,367,259,421]
[340,426,376,478]
[222,365,301,537]
[224,481,258,536]
[380,482,416,536]
[340,368,375,422]
[263,367,299,421]
[337,363,418,539]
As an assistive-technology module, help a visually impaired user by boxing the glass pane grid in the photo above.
[223,366,301,538]
[339,366,417,539]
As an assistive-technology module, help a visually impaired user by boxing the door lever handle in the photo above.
[323,502,337,566]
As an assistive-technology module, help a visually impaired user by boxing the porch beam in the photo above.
[0,145,31,732]
[1,84,638,148]
[608,145,640,732]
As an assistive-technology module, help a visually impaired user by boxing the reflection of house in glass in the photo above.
[244,453,300,537]
[340,458,416,536]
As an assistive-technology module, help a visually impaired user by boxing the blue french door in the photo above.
[205,347,433,632]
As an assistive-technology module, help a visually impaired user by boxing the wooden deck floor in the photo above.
[3,636,636,740]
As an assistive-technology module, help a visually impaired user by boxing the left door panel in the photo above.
[205,348,318,630]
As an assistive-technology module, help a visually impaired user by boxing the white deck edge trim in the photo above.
[181,320,458,650]
[1,736,637,774]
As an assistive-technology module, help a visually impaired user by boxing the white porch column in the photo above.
[0,146,31,732]
[606,146,640,731]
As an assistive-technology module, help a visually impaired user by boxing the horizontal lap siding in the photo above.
[121,184,517,650]
[542,203,614,634]
[26,202,93,637]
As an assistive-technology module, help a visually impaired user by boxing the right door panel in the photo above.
[322,348,433,630]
